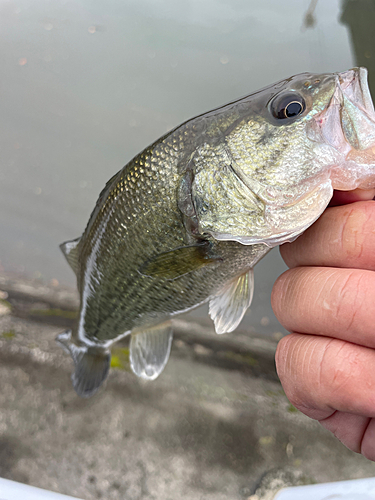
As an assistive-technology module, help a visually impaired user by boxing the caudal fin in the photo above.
[56,330,111,398]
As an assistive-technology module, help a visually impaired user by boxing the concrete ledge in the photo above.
[0,273,374,500]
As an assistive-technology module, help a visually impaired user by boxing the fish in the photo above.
[58,67,375,397]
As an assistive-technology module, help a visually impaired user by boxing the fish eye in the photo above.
[270,92,306,120]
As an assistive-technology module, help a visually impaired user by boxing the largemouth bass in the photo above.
[58,67,375,397]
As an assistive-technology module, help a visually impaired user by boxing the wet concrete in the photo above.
[0,273,374,500]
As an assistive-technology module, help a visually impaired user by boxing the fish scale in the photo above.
[77,139,252,341]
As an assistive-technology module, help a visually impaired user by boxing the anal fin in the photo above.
[130,322,173,380]
[56,330,111,398]
[209,269,254,334]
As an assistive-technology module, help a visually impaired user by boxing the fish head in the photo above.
[191,67,375,246]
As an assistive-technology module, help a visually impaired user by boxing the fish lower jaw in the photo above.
[210,227,311,247]
[329,148,375,191]
[345,145,375,164]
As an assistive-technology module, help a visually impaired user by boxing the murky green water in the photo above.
[0,0,373,334]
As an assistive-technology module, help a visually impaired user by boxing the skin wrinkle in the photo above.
[279,334,324,415]
[339,206,353,261]
[326,210,341,263]
[360,418,373,457]
[347,270,375,346]
[318,338,337,398]
[287,335,310,409]
[341,271,366,332]
[334,269,359,332]
[323,225,334,264]
[319,412,371,454]
[286,335,297,380]
[324,338,375,413]
[318,410,338,429]
[317,338,375,413]
[329,342,364,405]
[293,268,336,332]
[276,334,300,404]
[360,419,375,461]
[315,268,337,320]
[297,336,335,419]
[331,203,371,265]
[280,335,375,420]
[354,209,365,261]
[306,336,325,405]
[332,270,374,342]
[341,205,367,262]
[303,270,322,322]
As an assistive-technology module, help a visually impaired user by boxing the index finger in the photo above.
[280,201,375,271]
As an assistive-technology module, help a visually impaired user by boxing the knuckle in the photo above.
[321,342,356,395]
[319,340,369,413]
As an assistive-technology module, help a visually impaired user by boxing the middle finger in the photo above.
[272,266,375,348]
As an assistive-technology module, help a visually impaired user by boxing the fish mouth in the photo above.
[339,67,375,118]
[317,67,375,189]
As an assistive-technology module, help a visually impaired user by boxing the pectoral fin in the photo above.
[209,269,254,334]
[139,244,221,280]
[56,330,111,398]
[130,322,173,380]
[60,237,81,275]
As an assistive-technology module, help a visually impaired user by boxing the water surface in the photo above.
[0,0,368,333]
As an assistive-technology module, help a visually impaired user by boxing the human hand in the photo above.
[272,188,375,460]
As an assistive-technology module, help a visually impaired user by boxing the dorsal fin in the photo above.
[60,237,81,275]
